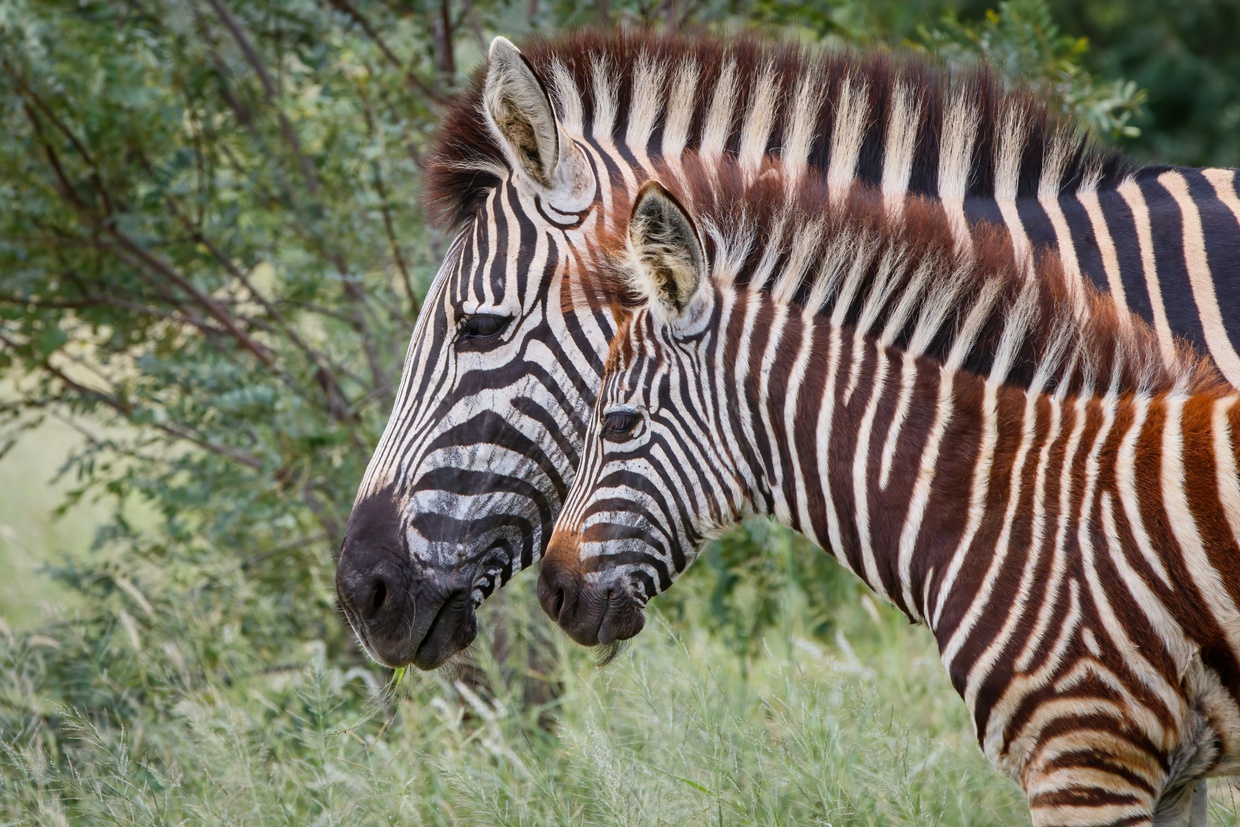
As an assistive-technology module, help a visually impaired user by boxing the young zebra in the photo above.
[537,178,1240,825]
[336,30,1240,673]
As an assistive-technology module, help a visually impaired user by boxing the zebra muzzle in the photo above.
[538,555,645,647]
[337,490,480,669]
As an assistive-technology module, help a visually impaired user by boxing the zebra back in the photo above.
[584,154,1222,398]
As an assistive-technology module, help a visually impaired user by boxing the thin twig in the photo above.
[359,82,420,320]
[19,91,280,370]
[0,332,264,470]
[435,0,455,80]
[106,229,279,368]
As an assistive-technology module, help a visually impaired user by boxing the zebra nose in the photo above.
[337,487,421,664]
[336,552,414,633]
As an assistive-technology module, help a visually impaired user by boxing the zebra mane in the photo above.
[590,154,1225,399]
[425,29,1135,229]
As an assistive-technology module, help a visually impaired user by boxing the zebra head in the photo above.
[336,38,603,670]
[539,183,752,647]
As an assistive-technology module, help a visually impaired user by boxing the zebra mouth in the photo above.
[411,588,478,670]
[595,586,646,646]
[345,585,478,671]
[336,560,480,670]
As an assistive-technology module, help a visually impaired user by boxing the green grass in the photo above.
[5,552,1239,826]
[1,594,1022,825]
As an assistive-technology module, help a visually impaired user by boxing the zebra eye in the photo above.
[602,410,641,441]
[458,314,510,341]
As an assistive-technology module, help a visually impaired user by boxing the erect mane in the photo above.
[425,29,1135,230]
[589,154,1225,399]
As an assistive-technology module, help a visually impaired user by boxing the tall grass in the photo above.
[1,584,1023,825]
[5,498,1240,824]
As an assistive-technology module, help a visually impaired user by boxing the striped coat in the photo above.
[336,31,1240,675]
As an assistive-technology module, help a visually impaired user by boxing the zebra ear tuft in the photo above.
[628,182,706,319]
[484,37,585,195]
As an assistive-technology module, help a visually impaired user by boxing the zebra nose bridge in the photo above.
[365,396,465,502]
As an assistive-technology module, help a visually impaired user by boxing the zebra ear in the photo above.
[484,37,590,200]
[628,181,706,320]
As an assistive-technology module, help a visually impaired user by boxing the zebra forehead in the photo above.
[423,29,1132,230]
[602,316,642,373]
[441,179,572,312]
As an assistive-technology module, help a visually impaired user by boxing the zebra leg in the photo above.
[1023,774,1209,826]
[1025,779,1159,826]
[1189,780,1208,826]
[1023,757,1163,827]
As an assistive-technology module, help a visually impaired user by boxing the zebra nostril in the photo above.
[355,568,401,624]
[548,586,565,620]
[369,578,388,618]
[537,565,570,622]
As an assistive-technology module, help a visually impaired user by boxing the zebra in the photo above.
[335,29,1240,672]
[537,179,1239,827]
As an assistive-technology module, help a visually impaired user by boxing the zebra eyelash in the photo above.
[601,406,645,442]
[456,313,512,342]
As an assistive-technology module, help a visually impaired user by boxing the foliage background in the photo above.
[1,0,1237,824]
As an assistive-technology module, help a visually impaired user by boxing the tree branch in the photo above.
[435,0,456,80]
[203,0,322,196]
[4,59,118,216]
[105,230,279,368]
[359,82,420,320]
[18,88,280,372]
[0,292,228,336]
[326,0,446,105]
[0,332,264,470]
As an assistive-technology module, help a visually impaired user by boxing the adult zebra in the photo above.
[538,180,1237,827]
[335,29,1240,672]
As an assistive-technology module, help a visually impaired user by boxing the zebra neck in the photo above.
[732,304,965,620]
[738,303,1240,637]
